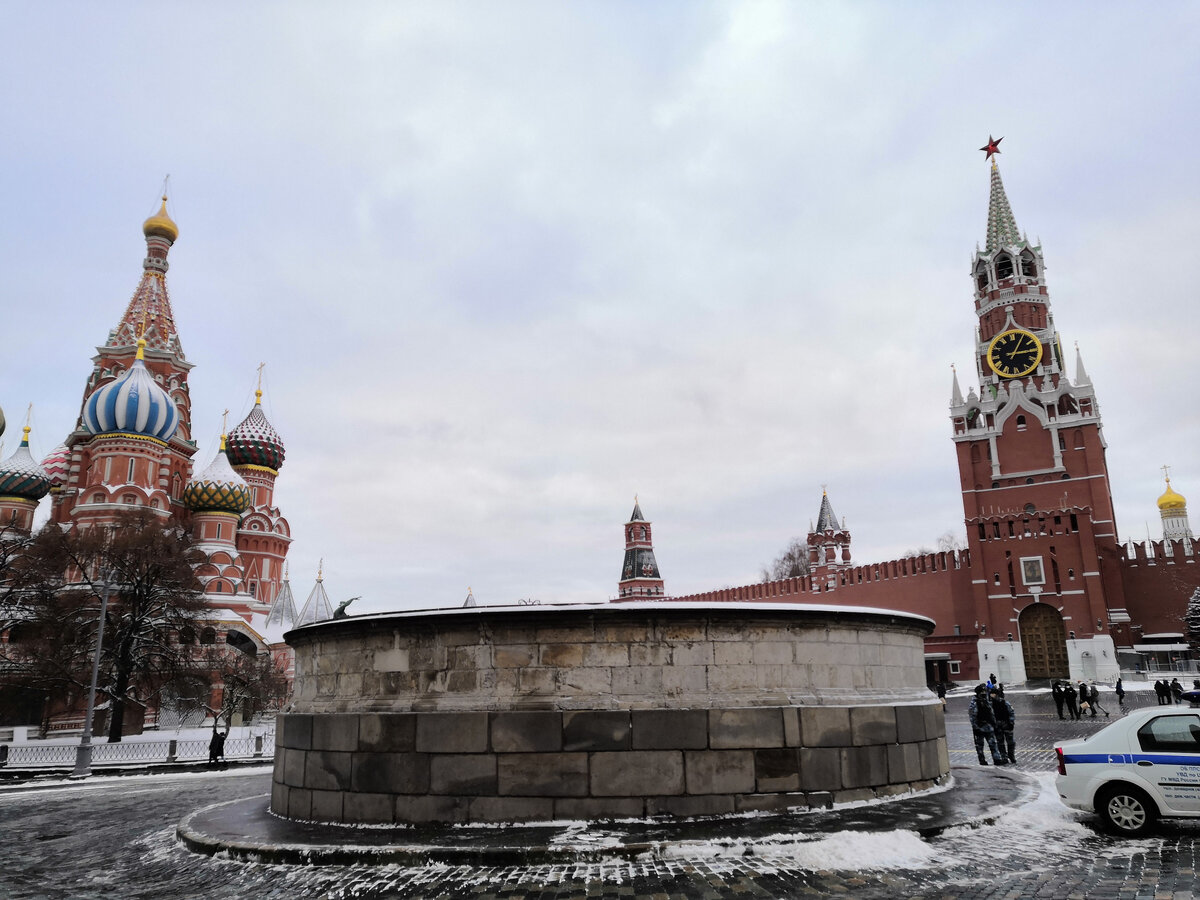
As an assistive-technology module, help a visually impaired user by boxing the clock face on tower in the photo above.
[987,328,1043,378]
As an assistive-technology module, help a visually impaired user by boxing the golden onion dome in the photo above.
[1158,477,1187,511]
[142,195,178,242]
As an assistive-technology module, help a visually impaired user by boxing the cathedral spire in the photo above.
[108,192,186,362]
[984,159,1021,252]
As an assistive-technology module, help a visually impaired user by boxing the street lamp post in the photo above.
[71,574,112,779]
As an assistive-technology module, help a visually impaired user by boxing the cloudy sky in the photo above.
[3,3,1198,613]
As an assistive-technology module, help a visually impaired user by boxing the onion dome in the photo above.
[142,196,178,243]
[183,435,252,514]
[1159,477,1187,511]
[82,339,180,442]
[0,427,51,500]
[40,443,69,488]
[227,390,285,471]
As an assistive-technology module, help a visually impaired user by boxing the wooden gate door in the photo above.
[1019,603,1070,679]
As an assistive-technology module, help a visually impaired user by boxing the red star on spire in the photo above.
[980,135,1003,160]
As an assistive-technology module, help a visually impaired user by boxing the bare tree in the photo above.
[761,537,812,582]
[937,531,967,552]
[198,645,290,730]
[1,510,208,741]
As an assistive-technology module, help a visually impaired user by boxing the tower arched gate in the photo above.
[1019,602,1069,679]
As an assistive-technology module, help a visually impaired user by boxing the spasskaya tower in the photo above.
[949,137,1122,683]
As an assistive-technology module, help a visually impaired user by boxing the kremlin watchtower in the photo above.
[808,490,852,589]
[949,138,1120,681]
[617,499,664,598]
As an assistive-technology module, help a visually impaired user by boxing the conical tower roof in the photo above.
[297,566,334,626]
[265,575,299,632]
[628,497,645,522]
[108,195,187,361]
[815,490,840,532]
[984,161,1022,252]
[950,366,964,406]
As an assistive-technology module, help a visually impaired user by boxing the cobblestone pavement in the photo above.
[3,686,1200,899]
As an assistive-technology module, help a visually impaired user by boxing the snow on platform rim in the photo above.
[286,599,936,633]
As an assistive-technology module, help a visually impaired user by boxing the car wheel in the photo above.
[1096,784,1157,837]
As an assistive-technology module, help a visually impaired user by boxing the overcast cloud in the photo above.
[3,2,1198,612]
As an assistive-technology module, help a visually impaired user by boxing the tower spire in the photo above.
[1074,341,1091,385]
[984,153,1021,252]
[950,364,964,406]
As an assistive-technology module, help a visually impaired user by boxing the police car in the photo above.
[1056,693,1200,836]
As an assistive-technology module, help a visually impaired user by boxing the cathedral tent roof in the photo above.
[262,577,299,643]
[297,575,334,626]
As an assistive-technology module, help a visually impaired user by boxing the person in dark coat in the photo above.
[969,684,1007,765]
[1155,680,1169,705]
[991,687,1016,764]
[1172,678,1184,704]
[1052,681,1066,719]
[1063,680,1080,720]
[1115,677,1125,709]
[208,722,228,766]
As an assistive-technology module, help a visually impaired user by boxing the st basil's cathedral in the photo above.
[0,198,336,728]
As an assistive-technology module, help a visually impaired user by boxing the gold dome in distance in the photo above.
[1158,477,1187,511]
[142,195,178,242]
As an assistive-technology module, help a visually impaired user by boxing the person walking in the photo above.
[1155,679,1169,705]
[969,684,1007,765]
[1172,678,1185,704]
[1052,681,1066,719]
[208,721,228,767]
[1088,682,1110,718]
[991,686,1017,764]
[1115,677,1125,709]
[1063,680,1080,720]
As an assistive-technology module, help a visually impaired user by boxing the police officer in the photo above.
[969,683,1007,765]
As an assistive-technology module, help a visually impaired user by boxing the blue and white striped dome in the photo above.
[82,340,179,443]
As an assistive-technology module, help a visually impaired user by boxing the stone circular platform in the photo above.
[180,767,1033,866]
[274,602,947,825]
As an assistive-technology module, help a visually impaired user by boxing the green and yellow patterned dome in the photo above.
[184,435,252,514]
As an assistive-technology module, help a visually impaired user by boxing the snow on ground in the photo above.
[651,827,940,869]
[0,764,274,797]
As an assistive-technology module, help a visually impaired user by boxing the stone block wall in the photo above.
[271,702,948,824]
[287,604,934,714]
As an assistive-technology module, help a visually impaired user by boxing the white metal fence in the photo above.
[0,731,274,770]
